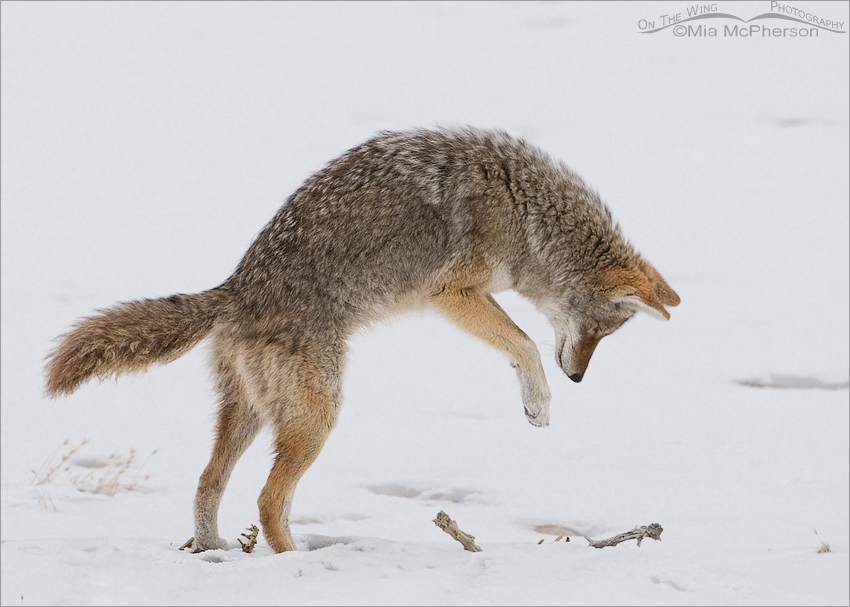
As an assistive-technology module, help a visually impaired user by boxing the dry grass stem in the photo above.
[28,440,156,501]
[34,484,56,512]
[814,529,831,554]
[28,439,89,486]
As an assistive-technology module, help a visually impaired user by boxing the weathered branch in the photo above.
[433,511,482,552]
[585,523,663,549]
[238,524,259,553]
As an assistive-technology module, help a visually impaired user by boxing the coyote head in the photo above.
[545,258,680,382]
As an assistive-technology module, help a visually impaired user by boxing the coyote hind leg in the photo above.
[258,374,339,553]
[193,378,262,552]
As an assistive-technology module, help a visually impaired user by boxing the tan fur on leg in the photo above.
[257,374,338,554]
[429,287,550,426]
[259,421,334,553]
[193,365,262,552]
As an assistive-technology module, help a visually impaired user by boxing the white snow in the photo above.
[2,2,848,605]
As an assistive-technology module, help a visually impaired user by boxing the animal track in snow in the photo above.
[737,375,849,390]
[367,484,478,504]
[533,523,582,537]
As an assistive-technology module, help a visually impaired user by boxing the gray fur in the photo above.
[46,128,679,553]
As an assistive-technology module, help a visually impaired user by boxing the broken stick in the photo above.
[433,510,482,552]
[238,524,259,553]
[585,523,663,549]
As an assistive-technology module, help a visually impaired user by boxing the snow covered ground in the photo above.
[2,2,848,605]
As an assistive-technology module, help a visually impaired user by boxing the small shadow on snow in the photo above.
[298,534,359,551]
[651,575,689,592]
[534,523,582,537]
[199,552,232,564]
[70,457,108,469]
[425,489,478,503]
[737,375,849,391]
[772,117,833,128]
[368,484,478,504]
[368,484,422,498]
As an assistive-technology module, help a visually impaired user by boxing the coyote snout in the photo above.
[552,262,681,383]
[46,128,679,554]
[558,334,600,383]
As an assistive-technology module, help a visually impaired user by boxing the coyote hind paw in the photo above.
[189,536,229,552]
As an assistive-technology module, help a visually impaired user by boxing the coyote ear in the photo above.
[635,258,680,307]
[597,267,671,320]
[612,291,671,320]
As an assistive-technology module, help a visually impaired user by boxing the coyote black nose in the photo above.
[569,372,583,383]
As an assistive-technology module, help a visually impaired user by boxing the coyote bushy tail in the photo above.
[45,288,228,396]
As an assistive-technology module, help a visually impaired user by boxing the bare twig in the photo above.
[585,523,663,549]
[238,525,259,553]
[433,511,482,552]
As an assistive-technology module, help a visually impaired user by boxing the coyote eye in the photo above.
[592,327,601,334]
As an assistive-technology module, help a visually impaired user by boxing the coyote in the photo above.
[46,129,679,553]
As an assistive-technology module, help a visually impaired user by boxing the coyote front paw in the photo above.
[520,374,551,427]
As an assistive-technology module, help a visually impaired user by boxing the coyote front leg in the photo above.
[429,288,550,426]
